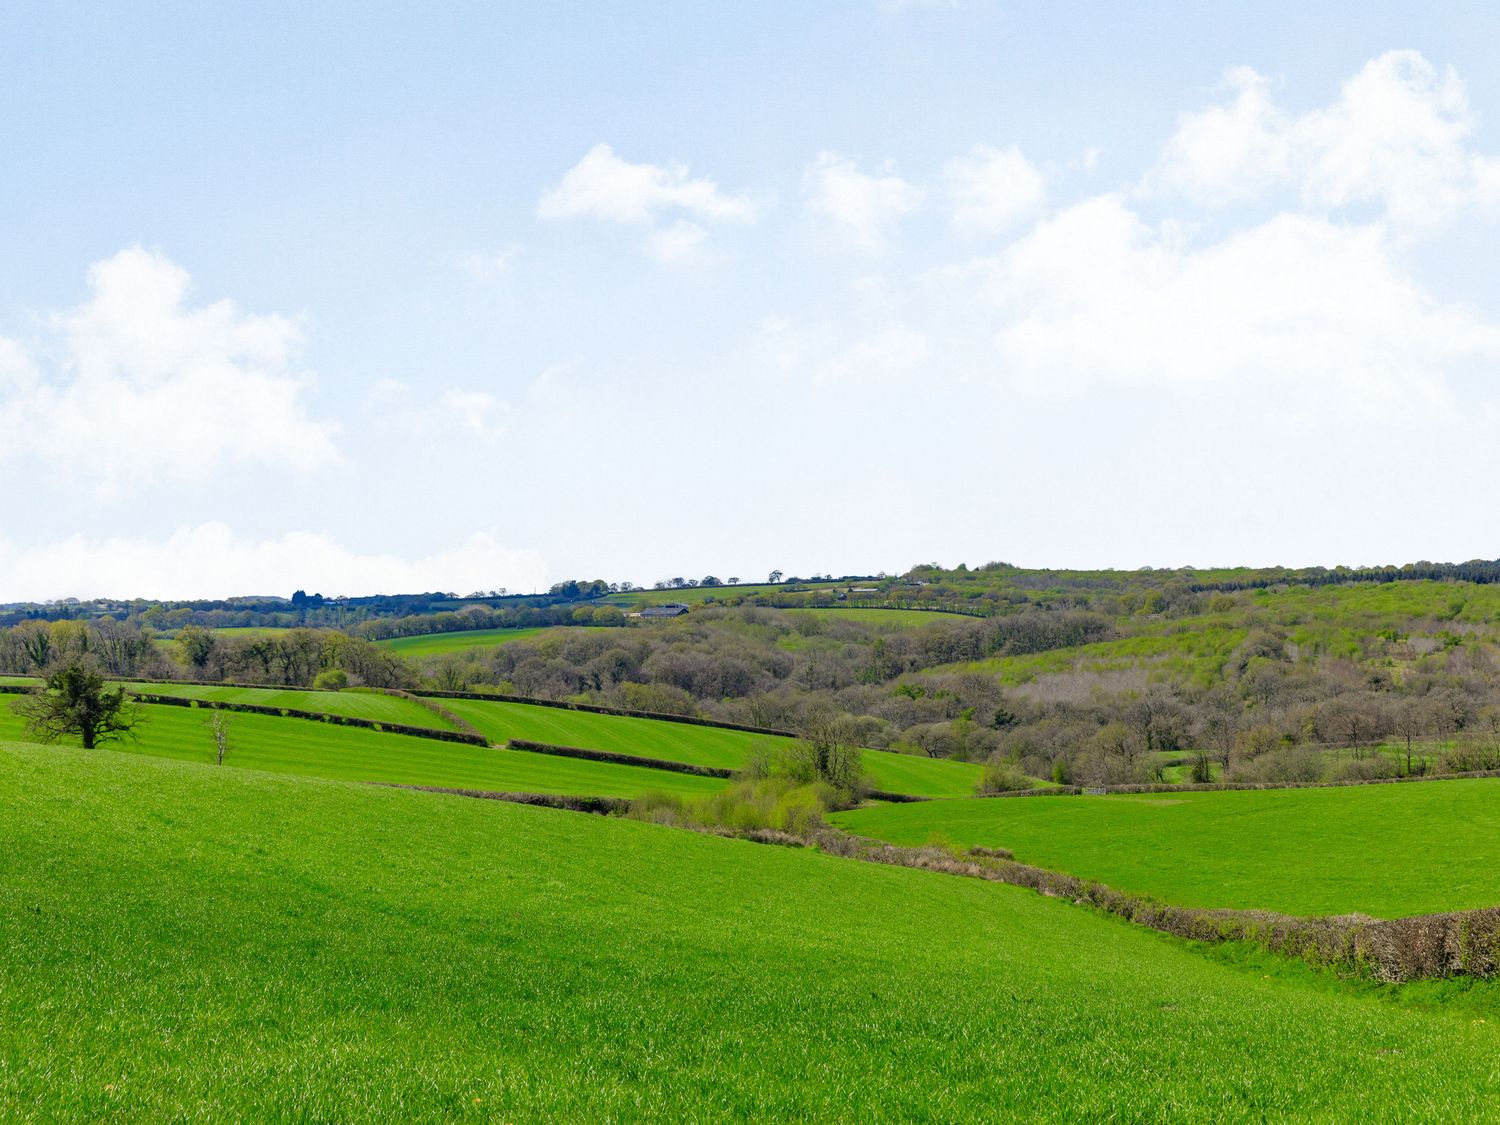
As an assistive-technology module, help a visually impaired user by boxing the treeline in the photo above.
[0,620,413,689]
[353,602,627,642]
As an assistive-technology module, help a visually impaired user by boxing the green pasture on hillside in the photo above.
[121,682,456,729]
[6,743,1500,1120]
[0,703,721,799]
[375,626,570,657]
[834,779,1500,918]
[440,697,986,798]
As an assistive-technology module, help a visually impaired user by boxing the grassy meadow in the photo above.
[835,779,1500,918]
[375,626,564,657]
[8,741,1500,1121]
[121,681,457,729]
[441,697,987,797]
[0,701,723,799]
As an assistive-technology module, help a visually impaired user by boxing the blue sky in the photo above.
[5,1,1500,598]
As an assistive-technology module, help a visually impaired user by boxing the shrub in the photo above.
[977,755,1032,795]
[626,777,834,836]
[313,669,349,691]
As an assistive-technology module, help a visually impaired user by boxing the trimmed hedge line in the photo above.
[378,783,629,816]
[983,769,1500,799]
[507,738,734,778]
[837,836,1500,983]
[127,692,488,747]
[414,688,798,738]
[353,686,486,741]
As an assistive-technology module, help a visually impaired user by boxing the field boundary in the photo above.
[416,688,798,737]
[126,692,488,746]
[841,837,1500,984]
[353,687,486,740]
[377,783,631,814]
[503,738,927,801]
[983,769,1500,799]
[507,738,734,778]
[392,779,1500,983]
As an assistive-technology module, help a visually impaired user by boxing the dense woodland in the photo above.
[9,562,1500,788]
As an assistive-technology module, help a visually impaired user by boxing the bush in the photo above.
[313,669,349,691]
[1227,746,1324,784]
[627,777,833,836]
[1326,755,1398,783]
[977,755,1032,795]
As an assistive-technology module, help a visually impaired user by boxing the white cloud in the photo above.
[538,143,756,224]
[367,379,511,439]
[963,194,1500,402]
[769,188,1500,428]
[1150,51,1500,226]
[0,247,339,495]
[0,523,550,601]
[803,152,923,250]
[943,144,1046,233]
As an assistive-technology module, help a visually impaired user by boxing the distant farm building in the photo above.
[639,603,690,619]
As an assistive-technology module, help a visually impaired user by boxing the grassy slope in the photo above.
[0,704,722,799]
[834,780,1500,918]
[442,697,985,798]
[121,682,456,729]
[375,626,580,657]
[5,743,1500,1121]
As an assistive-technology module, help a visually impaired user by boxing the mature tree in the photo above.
[791,711,866,792]
[768,570,783,584]
[14,662,139,749]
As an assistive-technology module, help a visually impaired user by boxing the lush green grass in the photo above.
[7,743,1500,1121]
[441,697,985,798]
[375,626,568,657]
[0,702,722,799]
[122,681,457,729]
[834,779,1500,918]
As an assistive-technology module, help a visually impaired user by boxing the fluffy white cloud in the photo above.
[965,195,1500,402]
[803,152,923,250]
[1150,51,1500,226]
[0,523,550,601]
[538,143,756,224]
[943,144,1046,233]
[0,247,339,495]
[367,379,510,438]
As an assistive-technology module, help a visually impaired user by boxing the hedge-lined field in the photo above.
[441,697,986,798]
[375,626,564,657]
[0,704,722,799]
[120,682,456,729]
[6,742,1500,1121]
[834,780,1500,918]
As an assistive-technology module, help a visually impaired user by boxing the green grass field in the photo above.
[122,682,456,729]
[834,780,1500,918]
[0,702,722,799]
[440,697,986,798]
[7,742,1500,1121]
[375,626,566,657]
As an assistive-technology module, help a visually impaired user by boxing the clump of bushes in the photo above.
[629,777,835,836]
[313,669,348,691]
[977,754,1032,794]
[628,725,870,835]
